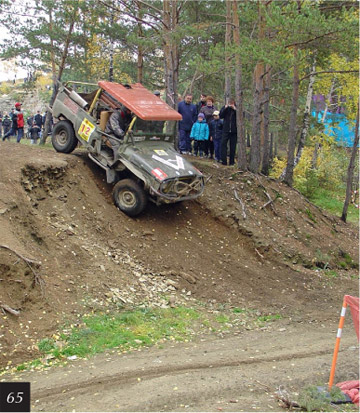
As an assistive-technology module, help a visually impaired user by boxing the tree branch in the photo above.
[285,30,340,48]
[300,70,358,82]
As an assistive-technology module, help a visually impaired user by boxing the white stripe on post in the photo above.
[337,328,342,338]
[340,307,347,317]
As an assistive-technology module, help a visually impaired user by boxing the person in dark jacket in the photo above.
[34,110,43,138]
[220,98,237,166]
[200,96,217,158]
[177,94,197,154]
[196,93,207,115]
[29,122,41,144]
[190,113,209,157]
[3,103,24,142]
[209,111,223,162]
[2,113,11,139]
[0,114,2,138]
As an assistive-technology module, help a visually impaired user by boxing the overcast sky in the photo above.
[0,4,29,83]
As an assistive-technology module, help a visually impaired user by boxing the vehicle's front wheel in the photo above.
[112,179,148,217]
[52,120,78,153]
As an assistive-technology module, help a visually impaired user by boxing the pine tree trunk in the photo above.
[261,65,271,175]
[109,9,114,82]
[283,46,300,186]
[341,102,359,222]
[137,2,144,83]
[232,0,246,170]
[249,64,263,172]
[249,1,265,173]
[224,0,232,104]
[293,56,316,167]
[41,14,76,145]
[269,132,274,161]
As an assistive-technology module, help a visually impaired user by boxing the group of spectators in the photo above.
[178,93,238,166]
[0,104,51,144]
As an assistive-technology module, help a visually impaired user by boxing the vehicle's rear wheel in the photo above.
[52,120,78,153]
[112,179,148,217]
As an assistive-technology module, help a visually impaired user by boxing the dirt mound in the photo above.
[0,143,358,368]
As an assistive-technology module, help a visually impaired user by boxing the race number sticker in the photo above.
[154,150,168,156]
[78,118,95,142]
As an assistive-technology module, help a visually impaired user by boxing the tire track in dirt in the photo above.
[33,347,332,400]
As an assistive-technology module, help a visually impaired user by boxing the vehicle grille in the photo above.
[159,176,204,198]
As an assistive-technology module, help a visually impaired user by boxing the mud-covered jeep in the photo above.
[49,81,204,216]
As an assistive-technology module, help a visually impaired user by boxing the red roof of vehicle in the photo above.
[98,81,182,121]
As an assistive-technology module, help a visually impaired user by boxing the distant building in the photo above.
[312,94,355,147]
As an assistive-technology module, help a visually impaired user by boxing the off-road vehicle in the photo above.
[49,81,204,216]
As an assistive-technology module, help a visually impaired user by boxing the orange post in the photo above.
[328,297,348,390]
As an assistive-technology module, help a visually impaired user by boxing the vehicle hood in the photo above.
[120,143,202,182]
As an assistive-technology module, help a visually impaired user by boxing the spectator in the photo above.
[196,93,207,115]
[15,103,24,143]
[3,103,24,143]
[200,96,217,159]
[2,112,11,139]
[0,113,2,138]
[9,108,15,120]
[209,110,223,162]
[177,93,197,155]
[190,112,209,158]
[34,110,43,138]
[29,121,41,144]
[27,116,33,139]
[220,98,237,166]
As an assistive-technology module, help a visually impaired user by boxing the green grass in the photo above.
[309,188,359,225]
[297,384,357,412]
[37,307,201,360]
[1,306,284,374]
[257,314,282,323]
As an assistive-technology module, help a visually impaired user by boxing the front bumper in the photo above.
[150,175,204,203]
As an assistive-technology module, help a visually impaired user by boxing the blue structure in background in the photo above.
[312,94,356,147]
[311,111,356,147]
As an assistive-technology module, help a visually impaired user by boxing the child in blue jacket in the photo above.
[190,113,209,157]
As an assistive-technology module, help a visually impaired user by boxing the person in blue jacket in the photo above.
[190,113,209,157]
[177,94,197,155]
[209,110,223,162]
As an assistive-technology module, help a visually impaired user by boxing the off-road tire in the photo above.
[52,120,78,153]
[113,179,148,217]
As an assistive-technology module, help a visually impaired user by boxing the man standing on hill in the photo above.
[34,110,43,138]
[220,98,237,166]
[177,93,197,155]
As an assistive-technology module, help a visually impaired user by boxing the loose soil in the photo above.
[0,142,358,411]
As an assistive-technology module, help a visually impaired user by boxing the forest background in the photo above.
[0,0,359,222]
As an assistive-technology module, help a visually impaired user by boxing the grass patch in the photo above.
[297,385,357,412]
[36,307,201,361]
[1,305,284,374]
[309,188,359,225]
[257,314,282,323]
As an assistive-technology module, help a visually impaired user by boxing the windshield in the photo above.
[132,119,176,137]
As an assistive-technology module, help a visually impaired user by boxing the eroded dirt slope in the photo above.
[0,143,358,368]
